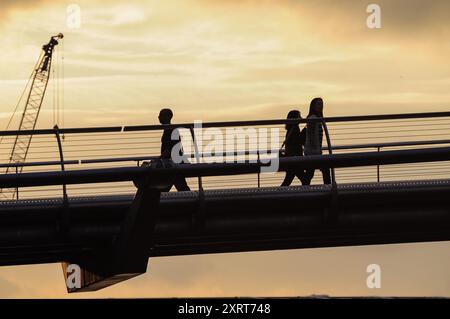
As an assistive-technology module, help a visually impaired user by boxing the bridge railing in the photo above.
[1,111,450,200]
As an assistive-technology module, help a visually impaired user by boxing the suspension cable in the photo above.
[61,38,65,134]
[56,43,59,125]
[52,49,56,126]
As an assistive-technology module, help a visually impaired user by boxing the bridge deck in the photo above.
[2,178,450,208]
[0,178,449,267]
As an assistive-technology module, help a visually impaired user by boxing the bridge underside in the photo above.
[0,179,449,267]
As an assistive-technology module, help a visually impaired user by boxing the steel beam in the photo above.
[1,147,450,188]
[0,180,448,266]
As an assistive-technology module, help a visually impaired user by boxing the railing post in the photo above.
[15,166,19,201]
[322,119,336,184]
[377,147,381,182]
[321,118,338,224]
[189,126,203,193]
[54,125,68,200]
[54,125,70,234]
[257,151,261,188]
[189,125,205,230]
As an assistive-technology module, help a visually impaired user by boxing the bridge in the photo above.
[1,111,450,292]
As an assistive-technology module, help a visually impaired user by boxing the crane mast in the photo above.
[1,33,64,199]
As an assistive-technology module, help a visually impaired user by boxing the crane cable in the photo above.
[61,37,65,132]
[52,37,65,134]
[52,46,56,125]
[56,38,60,126]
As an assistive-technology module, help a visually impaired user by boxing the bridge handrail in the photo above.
[1,138,450,169]
[1,147,450,188]
[1,111,450,137]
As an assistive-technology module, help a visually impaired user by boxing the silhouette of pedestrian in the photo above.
[158,108,191,192]
[280,110,308,186]
[304,98,331,185]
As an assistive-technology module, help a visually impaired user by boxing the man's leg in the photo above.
[295,170,308,185]
[281,171,295,186]
[165,160,190,191]
[174,177,191,191]
[321,167,331,185]
[304,169,315,185]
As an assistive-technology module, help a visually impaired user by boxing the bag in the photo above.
[133,159,159,188]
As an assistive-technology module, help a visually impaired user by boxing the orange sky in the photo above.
[1,0,450,127]
[0,0,450,297]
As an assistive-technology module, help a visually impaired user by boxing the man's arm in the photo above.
[160,129,173,159]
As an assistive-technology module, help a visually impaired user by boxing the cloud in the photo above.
[291,0,450,49]
[83,4,148,27]
[1,2,450,299]
[0,0,51,19]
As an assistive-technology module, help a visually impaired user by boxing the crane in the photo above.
[1,33,64,200]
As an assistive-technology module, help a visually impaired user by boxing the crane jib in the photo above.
[0,33,64,200]
[41,33,63,72]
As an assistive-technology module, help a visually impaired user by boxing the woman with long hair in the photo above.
[280,109,307,186]
[304,98,331,185]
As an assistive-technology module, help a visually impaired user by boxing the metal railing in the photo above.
[1,111,450,200]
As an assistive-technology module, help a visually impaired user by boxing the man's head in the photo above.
[286,109,301,129]
[159,108,173,124]
[287,110,301,119]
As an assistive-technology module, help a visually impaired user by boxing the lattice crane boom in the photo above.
[1,33,64,199]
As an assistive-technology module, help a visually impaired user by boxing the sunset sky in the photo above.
[0,0,450,297]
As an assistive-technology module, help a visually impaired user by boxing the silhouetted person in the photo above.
[159,108,191,191]
[280,110,307,186]
[304,98,331,185]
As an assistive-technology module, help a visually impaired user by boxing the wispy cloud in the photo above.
[0,1,450,298]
